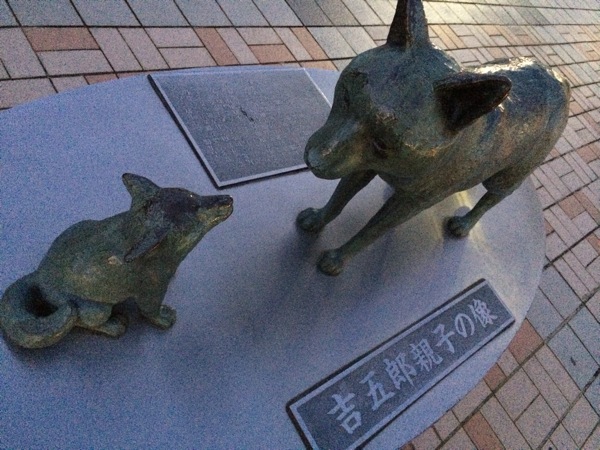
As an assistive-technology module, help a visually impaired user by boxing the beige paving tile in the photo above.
[91,28,141,72]
[0,61,8,80]
[589,291,600,322]
[51,76,87,92]
[0,0,16,26]
[252,0,301,26]
[536,346,581,403]
[524,356,570,417]
[0,78,55,108]
[563,396,599,446]
[539,266,581,319]
[292,27,327,60]
[563,251,597,292]
[9,0,82,26]
[583,425,600,450]
[439,428,475,450]
[497,348,519,376]
[573,239,598,267]
[217,0,268,26]
[72,0,139,26]
[536,167,567,202]
[0,28,45,78]
[238,27,281,45]
[337,26,376,54]
[555,257,591,298]
[543,165,572,199]
[516,396,559,449]
[364,25,388,41]
[452,380,491,422]
[160,47,215,68]
[342,0,382,25]
[433,410,459,441]
[119,28,168,70]
[274,28,311,60]
[549,424,578,450]
[411,426,441,450]
[496,369,538,420]
[38,50,111,76]
[527,286,563,340]
[481,397,531,450]
[217,28,259,64]
[309,27,355,58]
[147,28,202,48]
[573,212,598,237]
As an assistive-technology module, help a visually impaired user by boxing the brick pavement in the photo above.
[1,0,599,448]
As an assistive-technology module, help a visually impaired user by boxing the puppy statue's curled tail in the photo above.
[0,275,78,348]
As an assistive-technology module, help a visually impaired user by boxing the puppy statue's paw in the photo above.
[446,215,472,238]
[297,208,325,233]
[318,250,345,276]
[147,305,177,329]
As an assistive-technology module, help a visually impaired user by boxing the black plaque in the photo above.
[149,69,331,187]
[287,279,514,450]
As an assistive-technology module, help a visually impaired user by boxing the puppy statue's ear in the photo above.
[435,73,511,133]
[122,173,160,209]
[124,226,169,262]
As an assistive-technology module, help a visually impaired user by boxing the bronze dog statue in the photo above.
[0,174,233,348]
[298,0,570,275]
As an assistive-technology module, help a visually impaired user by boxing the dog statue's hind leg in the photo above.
[446,190,509,238]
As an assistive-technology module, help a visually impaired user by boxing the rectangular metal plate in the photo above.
[287,279,514,450]
[149,69,331,188]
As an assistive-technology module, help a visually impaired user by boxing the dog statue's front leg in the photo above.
[137,294,176,329]
[297,171,376,232]
[319,194,422,275]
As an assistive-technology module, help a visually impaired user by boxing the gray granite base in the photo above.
[0,67,544,449]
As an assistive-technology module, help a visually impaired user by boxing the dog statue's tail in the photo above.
[0,275,77,349]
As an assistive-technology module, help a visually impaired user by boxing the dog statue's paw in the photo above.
[147,305,177,329]
[297,208,325,233]
[447,215,472,238]
[94,313,129,338]
[318,250,345,276]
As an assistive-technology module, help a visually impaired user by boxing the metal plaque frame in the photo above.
[287,279,515,450]
[149,69,331,188]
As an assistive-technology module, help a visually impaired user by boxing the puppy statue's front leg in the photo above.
[137,295,176,330]
[297,171,376,232]
[319,194,422,276]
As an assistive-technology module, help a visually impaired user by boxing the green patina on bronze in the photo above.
[298,0,570,275]
[0,174,233,348]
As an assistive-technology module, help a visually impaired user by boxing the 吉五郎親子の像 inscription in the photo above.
[287,280,514,450]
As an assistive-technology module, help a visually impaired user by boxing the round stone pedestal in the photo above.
[0,68,544,448]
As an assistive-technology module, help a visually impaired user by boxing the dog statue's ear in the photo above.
[122,173,160,209]
[435,73,511,133]
[124,226,169,262]
[387,0,430,49]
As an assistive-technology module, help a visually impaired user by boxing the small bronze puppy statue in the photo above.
[0,174,233,348]
[298,0,570,275]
